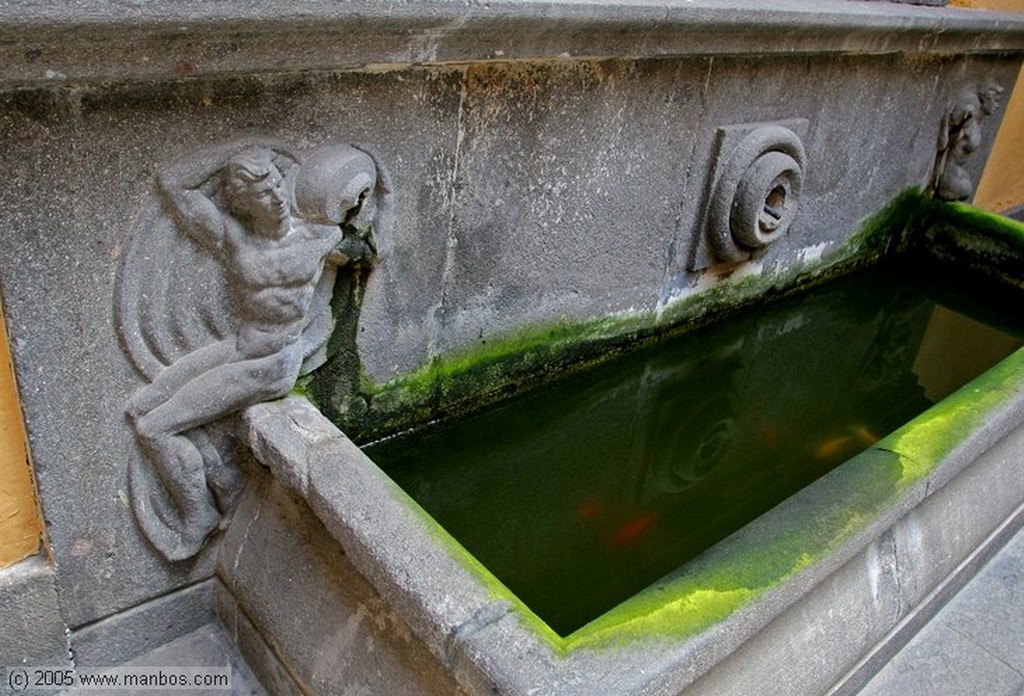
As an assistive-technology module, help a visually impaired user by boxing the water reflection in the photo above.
[366,264,1023,636]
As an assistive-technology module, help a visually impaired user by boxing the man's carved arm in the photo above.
[153,154,232,256]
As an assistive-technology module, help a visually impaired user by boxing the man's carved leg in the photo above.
[126,339,238,421]
[129,348,303,559]
[133,433,220,561]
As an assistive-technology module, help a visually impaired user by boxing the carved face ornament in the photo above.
[222,149,291,237]
[241,168,290,235]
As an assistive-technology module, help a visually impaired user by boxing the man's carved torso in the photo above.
[224,217,342,347]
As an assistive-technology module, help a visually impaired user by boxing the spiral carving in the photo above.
[707,125,807,264]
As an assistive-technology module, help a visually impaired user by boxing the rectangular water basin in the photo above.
[229,202,1024,696]
[364,260,1024,637]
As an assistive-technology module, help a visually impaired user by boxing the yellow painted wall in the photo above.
[974,63,1024,212]
[952,0,1024,212]
[950,0,1024,9]
[0,299,42,568]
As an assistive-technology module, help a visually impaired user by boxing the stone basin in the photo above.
[222,202,1024,696]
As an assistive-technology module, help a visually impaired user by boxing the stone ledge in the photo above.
[2,1,1024,87]
[237,381,1024,694]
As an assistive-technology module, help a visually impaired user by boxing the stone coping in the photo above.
[239,338,1024,694]
[2,1,1024,87]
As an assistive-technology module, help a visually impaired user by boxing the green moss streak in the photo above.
[886,346,1024,483]
[359,311,654,442]
[355,189,927,444]
[930,201,1024,250]
[915,200,1024,289]
[291,373,315,402]
[846,187,931,257]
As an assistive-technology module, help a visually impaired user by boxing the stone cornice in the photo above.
[1,1,1023,87]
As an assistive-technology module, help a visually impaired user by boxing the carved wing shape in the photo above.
[115,197,230,381]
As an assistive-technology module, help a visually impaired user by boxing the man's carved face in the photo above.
[240,166,289,229]
[224,149,290,232]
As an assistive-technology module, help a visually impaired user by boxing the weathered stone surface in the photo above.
[436,59,707,355]
[358,52,1020,387]
[60,621,269,696]
[680,533,914,696]
[858,523,1024,696]
[942,527,1024,673]
[891,425,1024,611]
[216,582,304,696]
[931,83,1005,202]
[217,471,467,696]
[1,2,1021,87]
[0,557,69,667]
[668,52,1016,288]
[364,51,1019,403]
[860,623,1023,696]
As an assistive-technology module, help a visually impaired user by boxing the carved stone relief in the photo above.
[930,82,1004,202]
[692,120,808,270]
[115,140,392,561]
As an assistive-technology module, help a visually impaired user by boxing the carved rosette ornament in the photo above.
[709,125,806,264]
[692,120,808,270]
[114,139,392,561]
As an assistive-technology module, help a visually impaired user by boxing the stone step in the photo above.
[63,623,268,696]
[858,523,1024,696]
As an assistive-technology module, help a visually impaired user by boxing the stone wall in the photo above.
[0,0,1023,671]
[354,52,1016,385]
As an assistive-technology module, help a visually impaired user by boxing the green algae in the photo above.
[348,189,929,444]
[565,354,1024,649]
[926,199,1024,252]
[913,199,1024,292]
[885,345,1024,484]
[845,187,931,257]
[354,309,656,442]
[291,373,316,402]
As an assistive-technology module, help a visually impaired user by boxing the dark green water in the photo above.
[365,262,1024,636]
